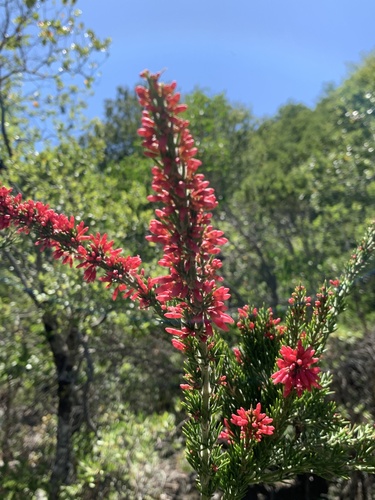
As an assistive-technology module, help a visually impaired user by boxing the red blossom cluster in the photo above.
[312,284,334,319]
[219,404,274,445]
[136,70,233,343]
[271,340,321,397]
[0,186,149,306]
[237,305,284,339]
[287,286,311,322]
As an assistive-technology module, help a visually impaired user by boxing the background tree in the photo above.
[217,60,375,316]
[0,0,110,163]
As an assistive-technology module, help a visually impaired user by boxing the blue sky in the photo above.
[78,0,375,119]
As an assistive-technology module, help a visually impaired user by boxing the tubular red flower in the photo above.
[271,340,321,397]
[172,339,187,352]
[233,347,243,364]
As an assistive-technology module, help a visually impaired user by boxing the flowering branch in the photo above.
[217,222,375,496]
[136,70,234,498]
[1,70,375,500]
[0,70,235,498]
[0,186,157,310]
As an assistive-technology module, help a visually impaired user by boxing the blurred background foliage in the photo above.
[0,1,374,498]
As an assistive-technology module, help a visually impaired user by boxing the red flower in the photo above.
[219,404,274,445]
[180,384,194,391]
[271,340,321,397]
[172,339,186,352]
[233,347,243,364]
[329,279,340,287]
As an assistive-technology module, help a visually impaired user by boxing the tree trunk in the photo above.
[43,312,75,499]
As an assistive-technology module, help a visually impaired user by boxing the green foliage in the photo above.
[1,18,375,496]
[184,89,252,200]
[101,86,143,162]
[0,128,181,497]
[216,225,375,497]
[61,409,178,499]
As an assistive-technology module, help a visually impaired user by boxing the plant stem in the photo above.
[199,340,212,499]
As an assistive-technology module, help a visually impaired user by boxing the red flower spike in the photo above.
[136,71,234,344]
[0,187,149,306]
[238,305,249,318]
[271,340,321,397]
